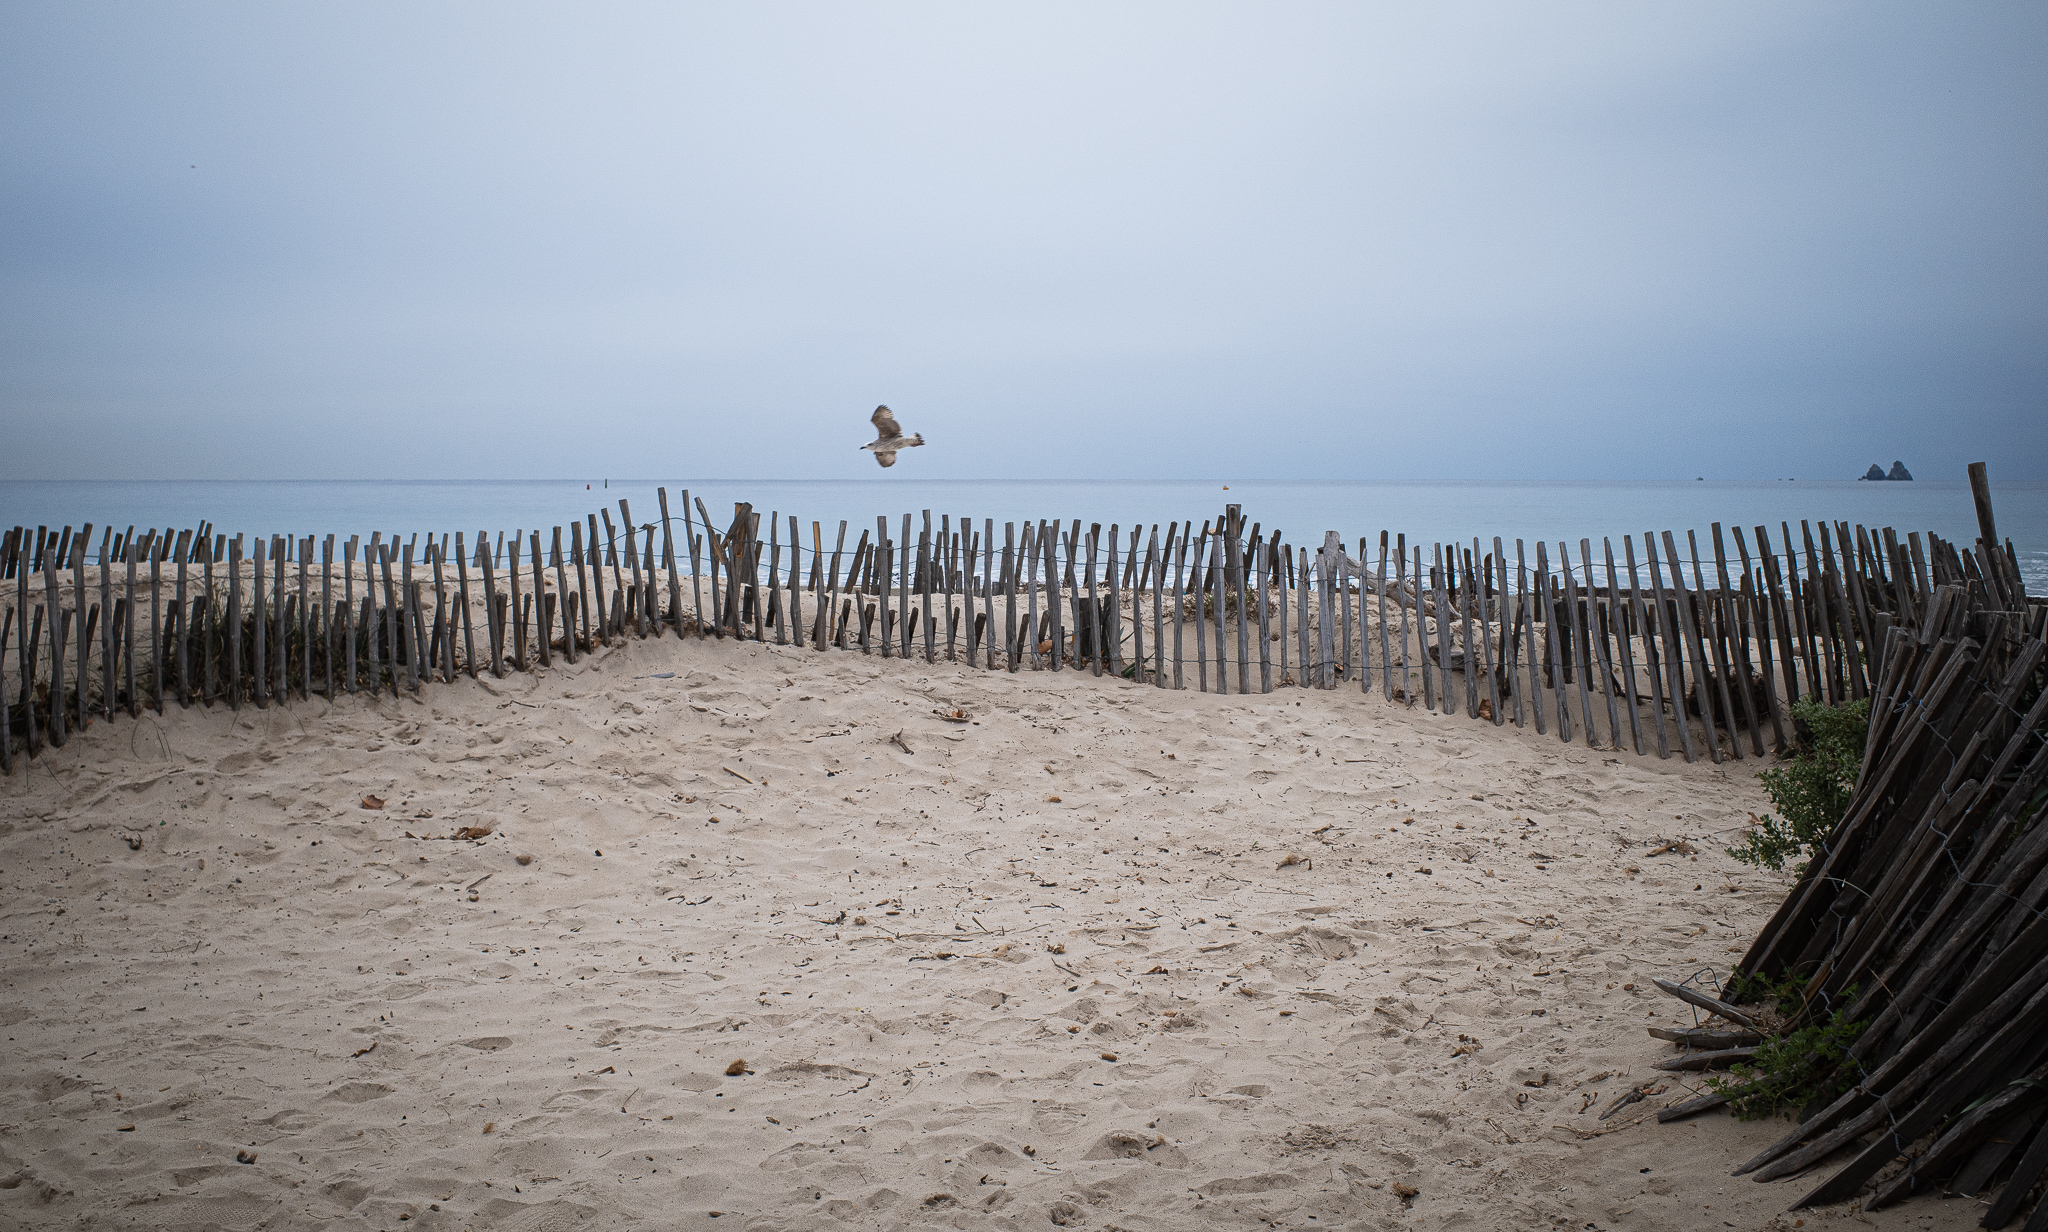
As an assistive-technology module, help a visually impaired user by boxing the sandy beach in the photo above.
[0,632,1990,1231]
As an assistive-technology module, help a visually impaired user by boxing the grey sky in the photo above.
[3,3,2043,481]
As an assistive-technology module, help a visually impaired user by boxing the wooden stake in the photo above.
[273,536,290,704]
[1003,523,1024,672]
[1103,524,1121,677]
[1477,540,1500,723]
[0,600,11,773]
[1155,521,1171,687]
[1434,543,1456,713]
[150,531,166,712]
[680,490,705,637]
[658,489,684,638]
[1533,541,1562,738]
[824,521,847,651]
[1189,526,1210,692]
[1496,538,1520,726]
[594,516,623,636]
[1561,542,1597,744]
[1229,509,1250,693]
[401,544,422,693]
[1687,529,1743,758]
[1275,528,1292,688]
[1037,521,1058,673]
[177,530,194,706]
[224,534,243,710]
[252,534,270,708]
[478,532,504,677]
[16,528,38,752]
[123,533,140,716]
[1633,534,1678,760]
[1603,538,1644,753]
[1457,545,1477,718]
[99,528,117,720]
[380,539,403,697]
[43,528,67,741]
[1204,528,1220,691]
[981,519,997,670]
[1744,526,1794,749]
[501,528,524,667]
[1657,531,1713,762]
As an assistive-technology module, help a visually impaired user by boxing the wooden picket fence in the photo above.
[1,476,2035,780]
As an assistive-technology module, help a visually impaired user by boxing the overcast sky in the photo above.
[3,3,2043,482]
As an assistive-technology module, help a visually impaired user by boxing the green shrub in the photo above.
[1724,969,1803,1017]
[1706,985,1866,1120]
[1729,697,1869,872]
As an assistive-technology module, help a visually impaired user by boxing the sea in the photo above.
[2,478,2043,593]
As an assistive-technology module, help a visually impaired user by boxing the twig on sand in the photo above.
[1599,1082,1665,1119]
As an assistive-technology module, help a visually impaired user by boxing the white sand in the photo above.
[0,633,1986,1230]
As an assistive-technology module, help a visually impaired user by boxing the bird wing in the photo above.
[870,405,902,438]
[873,450,897,468]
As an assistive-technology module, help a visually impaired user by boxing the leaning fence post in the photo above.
[1623,535,1668,758]
[1645,533,1697,763]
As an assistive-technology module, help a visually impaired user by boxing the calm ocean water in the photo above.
[3,478,2043,592]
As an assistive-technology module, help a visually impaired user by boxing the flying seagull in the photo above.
[860,405,925,468]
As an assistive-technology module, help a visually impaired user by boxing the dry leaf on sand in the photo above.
[360,795,384,810]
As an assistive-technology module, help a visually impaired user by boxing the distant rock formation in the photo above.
[1863,464,1887,481]
[1860,461,1915,481]
[1887,460,1913,481]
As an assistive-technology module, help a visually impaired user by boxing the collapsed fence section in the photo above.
[1693,471,2048,1221]
[3,474,2037,780]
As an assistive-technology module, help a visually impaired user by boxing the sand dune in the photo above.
[0,633,1984,1230]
